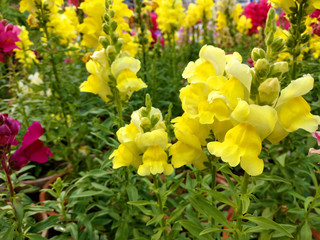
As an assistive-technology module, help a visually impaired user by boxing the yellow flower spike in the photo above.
[138,146,173,176]
[279,96,320,133]
[199,45,226,76]
[111,144,142,169]
[207,123,264,176]
[135,129,168,152]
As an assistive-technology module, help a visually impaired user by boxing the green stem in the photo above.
[153,175,168,240]
[293,184,320,238]
[8,57,29,128]
[235,172,250,239]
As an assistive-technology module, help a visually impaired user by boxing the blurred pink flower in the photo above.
[0,20,21,62]
[10,122,53,170]
[277,12,290,30]
[0,113,20,147]
[244,0,271,34]
[309,132,320,156]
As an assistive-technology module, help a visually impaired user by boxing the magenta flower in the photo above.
[277,12,290,30]
[0,20,21,62]
[309,132,320,156]
[10,122,53,170]
[0,113,20,147]
[244,0,271,34]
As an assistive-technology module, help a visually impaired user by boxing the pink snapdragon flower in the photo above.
[309,132,320,155]
[0,113,20,147]
[309,10,320,36]
[0,20,21,62]
[244,0,271,34]
[10,122,53,170]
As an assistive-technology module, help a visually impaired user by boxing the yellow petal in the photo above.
[169,141,207,170]
[277,74,314,108]
[111,56,140,78]
[135,129,168,151]
[182,60,217,83]
[117,122,140,143]
[266,120,289,144]
[207,123,263,175]
[199,45,226,76]
[279,96,320,133]
[198,98,230,124]
[116,69,147,97]
[111,144,142,169]
[138,146,173,176]
[240,154,264,176]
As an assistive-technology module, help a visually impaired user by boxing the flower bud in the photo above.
[110,10,115,18]
[255,58,270,79]
[251,48,266,62]
[111,32,119,44]
[270,62,288,76]
[258,78,280,105]
[102,23,109,34]
[103,13,110,22]
[107,45,117,61]
[301,33,310,44]
[111,20,117,31]
[99,36,110,48]
[0,113,20,147]
[271,37,285,52]
[286,35,295,48]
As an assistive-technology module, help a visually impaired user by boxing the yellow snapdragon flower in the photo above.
[14,26,38,67]
[269,0,319,15]
[110,106,173,176]
[80,49,146,102]
[155,0,185,33]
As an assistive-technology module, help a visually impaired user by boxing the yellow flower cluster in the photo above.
[80,49,147,102]
[172,45,320,176]
[19,0,79,44]
[184,0,214,28]
[14,26,38,67]
[78,0,138,56]
[155,0,185,33]
[110,104,173,176]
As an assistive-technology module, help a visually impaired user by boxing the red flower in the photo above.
[0,113,20,148]
[10,122,53,170]
[244,0,271,34]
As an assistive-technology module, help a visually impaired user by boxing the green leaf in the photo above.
[199,227,225,235]
[254,175,291,184]
[67,222,78,240]
[146,214,164,226]
[304,196,314,212]
[127,200,156,206]
[189,195,232,228]
[30,215,60,233]
[127,184,139,201]
[25,233,48,240]
[301,222,312,240]
[245,216,293,238]
[69,190,105,198]
[167,202,188,223]
[209,190,235,207]
[241,194,250,214]
[1,225,15,240]
[178,220,212,240]
[114,220,128,240]
[275,153,286,167]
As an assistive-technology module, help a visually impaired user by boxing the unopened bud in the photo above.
[301,33,310,44]
[111,32,119,44]
[110,10,115,18]
[266,32,274,46]
[251,48,266,62]
[99,36,110,48]
[102,23,109,34]
[286,35,295,48]
[258,78,280,105]
[103,13,110,22]
[270,62,288,76]
[271,37,285,52]
[111,20,117,31]
[107,45,117,61]
[255,58,270,79]
[150,113,160,127]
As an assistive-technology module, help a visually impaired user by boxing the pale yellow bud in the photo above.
[258,78,280,105]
